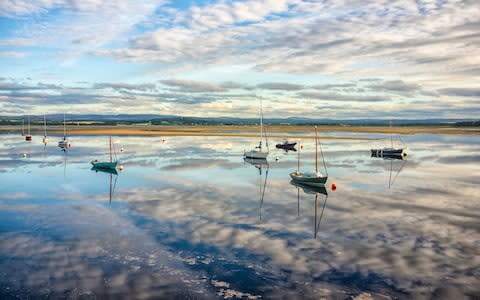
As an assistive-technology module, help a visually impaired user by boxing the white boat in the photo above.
[290,126,328,187]
[42,113,48,145]
[91,136,118,170]
[58,113,71,149]
[244,97,269,160]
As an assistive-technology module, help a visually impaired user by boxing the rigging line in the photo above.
[259,96,269,152]
[318,136,328,177]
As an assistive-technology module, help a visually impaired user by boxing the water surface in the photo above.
[0,133,479,299]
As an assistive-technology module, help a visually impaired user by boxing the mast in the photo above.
[109,136,112,163]
[314,193,318,238]
[259,96,263,151]
[315,126,318,174]
[63,113,66,139]
[27,116,30,135]
[390,120,393,148]
[297,141,300,172]
[22,119,25,136]
[44,114,47,137]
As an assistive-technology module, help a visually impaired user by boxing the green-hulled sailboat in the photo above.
[290,126,328,187]
[91,136,118,170]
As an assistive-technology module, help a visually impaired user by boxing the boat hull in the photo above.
[244,151,268,159]
[276,142,297,150]
[371,148,406,157]
[289,172,328,187]
[91,161,118,170]
[91,165,118,174]
[58,140,71,148]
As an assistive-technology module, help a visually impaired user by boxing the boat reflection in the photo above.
[290,180,328,239]
[244,157,269,220]
[91,166,118,204]
[371,153,408,189]
[244,157,268,175]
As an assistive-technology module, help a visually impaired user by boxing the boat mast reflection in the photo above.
[290,180,328,239]
[244,157,269,220]
[372,153,407,189]
[91,166,118,204]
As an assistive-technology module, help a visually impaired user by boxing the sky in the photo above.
[0,0,479,119]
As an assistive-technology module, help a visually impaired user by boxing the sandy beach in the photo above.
[1,124,478,140]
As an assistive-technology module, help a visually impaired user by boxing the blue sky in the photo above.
[0,0,479,118]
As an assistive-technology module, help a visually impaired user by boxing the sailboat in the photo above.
[290,126,328,187]
[42,113,48,145]
[244,98,269,160]
[371,121,407,158]
[25,116,32,141]
[91,136,118,170]
[58,113,71,149]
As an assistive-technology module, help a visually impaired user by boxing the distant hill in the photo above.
[0,114,478,127]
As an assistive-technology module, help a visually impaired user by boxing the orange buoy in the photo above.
[331,183,337,191]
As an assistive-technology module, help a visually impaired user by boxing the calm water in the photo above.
[0,132,479,299]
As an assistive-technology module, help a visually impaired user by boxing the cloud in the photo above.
[365,80,422,95]
[159,79,226,93]
[256,82,305,91]
[311,83,356,90]
[437,88,480,97]
[0,51,29,58]
[94,82,156,92]
[299,91,388,102]
[0,81,62,91]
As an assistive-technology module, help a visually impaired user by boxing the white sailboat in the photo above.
[42,113,48,145]
[58,113,71,149]
[244,97,269,160]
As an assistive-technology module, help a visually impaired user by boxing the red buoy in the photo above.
[331,183,337,191]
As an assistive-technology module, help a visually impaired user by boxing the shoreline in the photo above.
[1,125,478,140]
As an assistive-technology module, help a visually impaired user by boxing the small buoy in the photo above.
[118,165,124,171]
[300,145,304,149]
[331,183,337,191]
[120,147,125,152]
[275,156,279,161]
[22,153,27,158]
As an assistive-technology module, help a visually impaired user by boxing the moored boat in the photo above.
[91,136,118,171]
[244,97,269,160]
[290,126,328,187]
